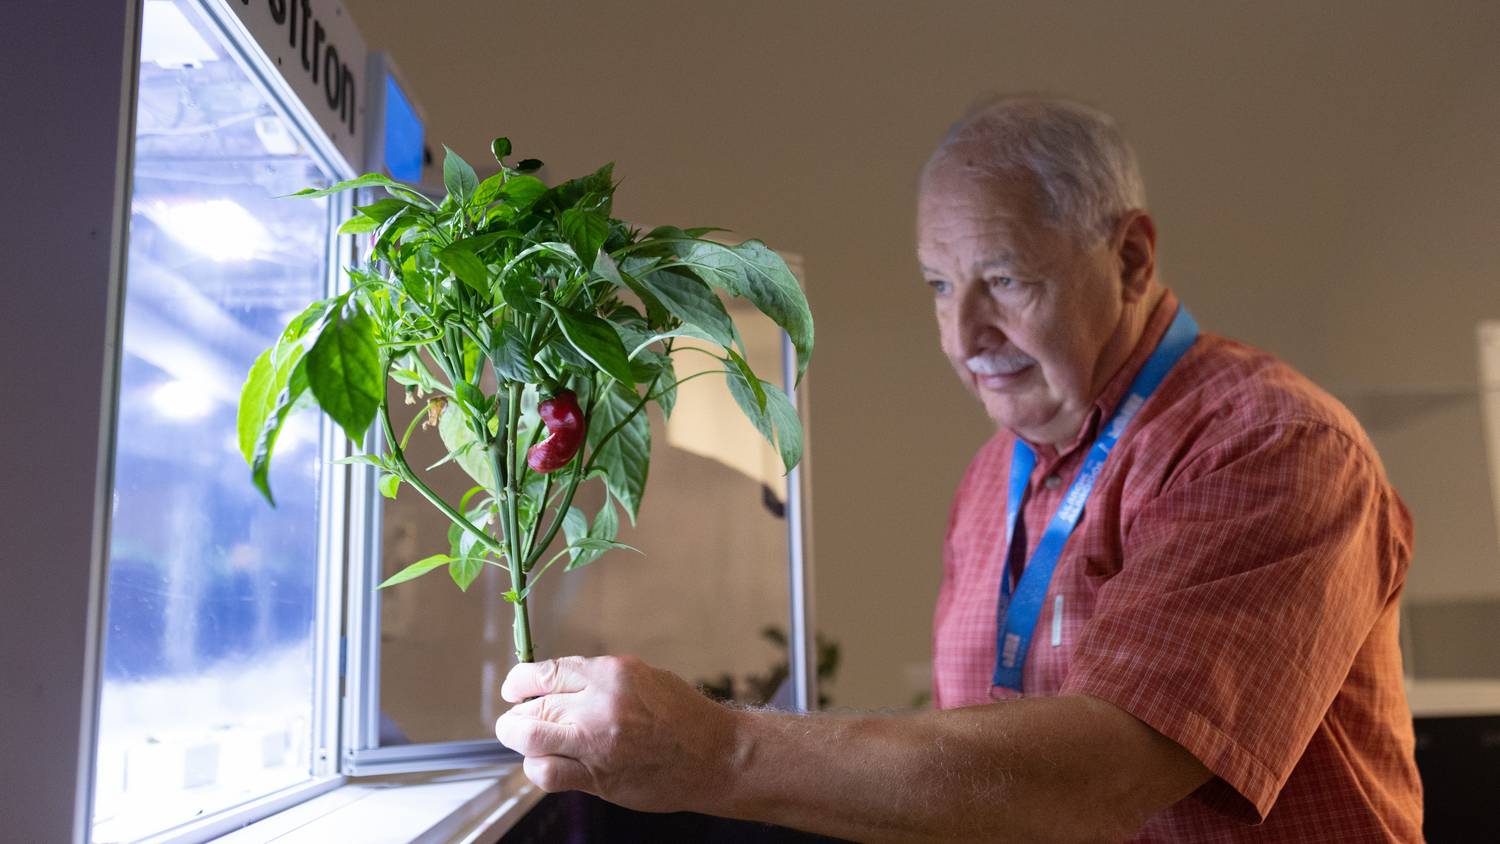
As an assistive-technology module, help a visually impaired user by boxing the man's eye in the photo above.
[986,276,1016,290]
[928,279,952,295]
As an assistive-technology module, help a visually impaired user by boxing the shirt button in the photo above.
[1043,474,1063,490]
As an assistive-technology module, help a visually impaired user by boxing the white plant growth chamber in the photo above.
[5,1,815,842]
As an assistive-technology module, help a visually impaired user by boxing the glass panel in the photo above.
[375,305,802,744]
[92,1,333,840]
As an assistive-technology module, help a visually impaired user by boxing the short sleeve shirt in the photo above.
[932,291,1423,841]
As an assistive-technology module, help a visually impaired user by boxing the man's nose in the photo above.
[955,281,1002,351]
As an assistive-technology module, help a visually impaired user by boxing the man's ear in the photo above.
[1113,210,1156,302]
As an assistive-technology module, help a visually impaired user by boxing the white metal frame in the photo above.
[3,0,370,839]
[1,0,144,839]
[5,0,819,834]
[131,1,365,837]
[783,328,819,712]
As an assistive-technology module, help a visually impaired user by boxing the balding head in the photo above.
[921,96,1146,245]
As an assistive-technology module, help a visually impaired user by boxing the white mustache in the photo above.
[966,350,1036,376]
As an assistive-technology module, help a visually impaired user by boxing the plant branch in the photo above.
[378,368,503,557]
[524,455,587,571]
[523,470,554,564]
[646,369,721,400]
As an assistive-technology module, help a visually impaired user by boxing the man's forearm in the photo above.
[710,694,1209,844]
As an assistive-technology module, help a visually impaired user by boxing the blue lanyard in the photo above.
[993,306,1199,692]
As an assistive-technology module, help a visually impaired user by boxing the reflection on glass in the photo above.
[376,305,800,743]
[92,1,331,840]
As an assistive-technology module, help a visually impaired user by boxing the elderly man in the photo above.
[496,97,1423,842]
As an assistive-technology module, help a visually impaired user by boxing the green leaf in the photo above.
[472,172,505,207]
[499,175,546,213]
[377,208,428,259]
[548,163,614,212]
[587,381,651,523]
[724,348,766,412]
[559,207,608,271]
[249,352,311,505]
[492,321,536,382]
[592,250,628,287]
[448,513,496,561]
[563,499,623,570]
[497,268,543,316]
[454,231,513,256]
[281,298,336,343]
[454,379,486,415]
[624,325,716,360]
[305,305,382,443]
[449,551,484,592]
[287,172,418,199]
[542,341,590,376]
[562,506,593,566]
[591,497,620,543]
[516,158,544,173]
[389,352,442,393]
[378,554,456,589]
[654,235,814,382]
[436,242,490,297]
[634,267,737,350]
[356,198,410,223]
[724,363,804,474]
[337,214,382,235]
[610,256,672,328]
[551,305,635,387]
[655,356,678,420]
[436,400,497,492]
[237,347,278,464]
[378,472,401,499]
[563,538,638,571]
[491,137,512,163]
[442,145,478,203]
[562,498,624,571]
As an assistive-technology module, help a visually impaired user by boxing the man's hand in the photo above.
[495,655,740,814]
[498,656,1211,842]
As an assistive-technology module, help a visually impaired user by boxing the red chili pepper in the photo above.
[526,390,586,473]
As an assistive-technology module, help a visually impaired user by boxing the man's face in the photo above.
[916,158,1125,443]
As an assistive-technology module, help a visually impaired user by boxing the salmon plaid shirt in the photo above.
[932,290,1423,841]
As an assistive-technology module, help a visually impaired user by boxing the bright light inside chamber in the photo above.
[139,0,218,68]
[150,379,216,420]
[149,199,271,262]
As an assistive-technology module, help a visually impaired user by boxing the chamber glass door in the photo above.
[365,298,812,758]
[92,1,340,839]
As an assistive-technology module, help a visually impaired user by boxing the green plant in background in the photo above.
[237,138,813,664]
[696,626,841,709]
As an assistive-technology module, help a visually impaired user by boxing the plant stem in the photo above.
[499,381,533,663]
[524,457,586,571]
[523,470,553,563]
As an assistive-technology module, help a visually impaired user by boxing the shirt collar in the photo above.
[1024,289,1180,466]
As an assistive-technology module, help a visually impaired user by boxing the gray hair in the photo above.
[922,95,1146,243]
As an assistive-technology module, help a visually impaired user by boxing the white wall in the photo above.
[344,0,1500,707]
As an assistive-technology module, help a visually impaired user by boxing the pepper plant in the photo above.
[237,138,812,664]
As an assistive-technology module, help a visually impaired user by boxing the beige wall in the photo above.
[345,0,1500,708]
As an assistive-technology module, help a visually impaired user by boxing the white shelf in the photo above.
[1406,678,1500,718]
